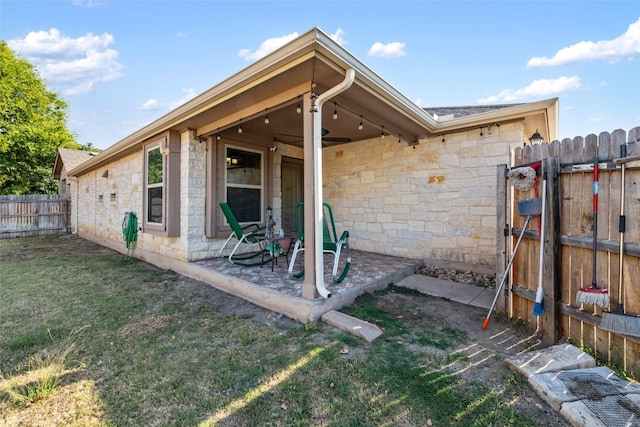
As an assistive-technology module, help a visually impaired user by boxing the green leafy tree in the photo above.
[0,41,81,194]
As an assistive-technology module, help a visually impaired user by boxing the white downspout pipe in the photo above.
[312,68,355,298]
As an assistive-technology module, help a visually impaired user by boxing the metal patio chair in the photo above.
[218,201,270,266]
[287,202,351,283]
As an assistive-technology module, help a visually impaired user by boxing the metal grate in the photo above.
[558,372,640,427]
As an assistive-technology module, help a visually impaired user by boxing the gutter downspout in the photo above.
[311,68,355,298]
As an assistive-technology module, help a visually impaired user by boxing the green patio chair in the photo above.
[218,202,270,266]
[287,202,351,283]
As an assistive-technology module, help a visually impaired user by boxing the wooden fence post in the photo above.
[541,156,561,344]
[496,164,508,313]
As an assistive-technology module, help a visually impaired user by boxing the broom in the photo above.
[533,175,546,317]
[482,196,541,329]
[600,145,640,337]
[576,156,610,307]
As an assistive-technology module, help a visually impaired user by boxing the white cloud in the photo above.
[176,32,189,38]
[140,99,161,111]
[478,76,582,104]
[238,32,299,61]
[72,0,106,7]
[368,41,406,59]
[139,88,197,111]
[7,28,125,95]
[527,17,640,67]
[330,28,346,46]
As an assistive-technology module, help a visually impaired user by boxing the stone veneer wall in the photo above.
[73,124,525,269]
[322,123,525,269]
[74,130,216,261]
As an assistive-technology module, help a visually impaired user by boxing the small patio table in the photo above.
[258,237,294,272]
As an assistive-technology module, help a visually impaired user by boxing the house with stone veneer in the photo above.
[52,148,98,196]
[66,27,557,307]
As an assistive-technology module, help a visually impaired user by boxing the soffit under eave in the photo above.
[193,49,433,144]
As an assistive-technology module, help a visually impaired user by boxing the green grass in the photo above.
[1,236,551,426]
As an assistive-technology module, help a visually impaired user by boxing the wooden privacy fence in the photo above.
[0,194,71,239]
[496,126,640,376]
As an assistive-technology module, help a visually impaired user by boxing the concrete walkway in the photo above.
[395,274,495,309]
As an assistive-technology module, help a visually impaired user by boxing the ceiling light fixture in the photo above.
[332,102,338,120]
[381,126,385,139]
[358,116,363,131]
[237,119,243,134]
[264,109,269,124]
[296,96,302,114]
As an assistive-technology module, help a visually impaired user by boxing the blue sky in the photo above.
[2,0,639,149]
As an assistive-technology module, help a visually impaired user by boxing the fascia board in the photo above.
[433,98,559,135]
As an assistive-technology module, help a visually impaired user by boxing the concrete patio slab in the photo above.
[505,343,596,377]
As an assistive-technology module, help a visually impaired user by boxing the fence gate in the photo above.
[497,126,640,376]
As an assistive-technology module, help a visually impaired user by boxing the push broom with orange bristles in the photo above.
[575,155,610,308]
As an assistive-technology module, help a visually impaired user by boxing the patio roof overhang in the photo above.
[68,27,558,177]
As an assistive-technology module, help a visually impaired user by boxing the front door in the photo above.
[281,157,303,238]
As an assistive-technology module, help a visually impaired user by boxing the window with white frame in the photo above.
[146,145,164,224]
[224,146,263,223]
[142,132,180,237]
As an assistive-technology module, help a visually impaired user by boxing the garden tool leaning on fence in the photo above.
[599,144,640,337]
[575,154,610,308]
[533,172,547,317]
[482,165,542,330]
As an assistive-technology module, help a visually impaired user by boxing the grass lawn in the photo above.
[1,235,558,426]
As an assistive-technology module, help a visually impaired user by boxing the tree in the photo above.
[0,41,81,194]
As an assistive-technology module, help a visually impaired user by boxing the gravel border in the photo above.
[417,264,496,289]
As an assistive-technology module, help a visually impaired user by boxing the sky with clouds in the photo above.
[2,0,639,149]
